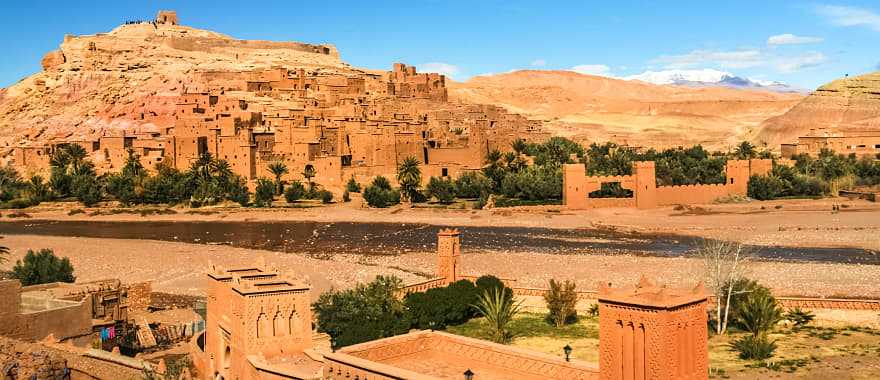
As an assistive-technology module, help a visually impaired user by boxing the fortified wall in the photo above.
[563,159,773,209]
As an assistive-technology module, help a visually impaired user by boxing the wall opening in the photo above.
[589,182,633,198]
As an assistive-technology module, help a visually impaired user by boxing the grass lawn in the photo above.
[446,313,880,379]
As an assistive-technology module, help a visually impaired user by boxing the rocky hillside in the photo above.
[756,71,880,148]
[449,70,803,150]
[0,21,346,157]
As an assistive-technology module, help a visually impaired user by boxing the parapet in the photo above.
[598,275,706,309]
[437,228,460,236]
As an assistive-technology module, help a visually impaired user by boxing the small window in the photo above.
[442,168,448,177]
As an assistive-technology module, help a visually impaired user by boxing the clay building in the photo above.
[562,159,773,210]
[191,229,709,380]
[0,279,144,347]
[156,10,179,25]
[781,128,880,158]
[12,60,547,192]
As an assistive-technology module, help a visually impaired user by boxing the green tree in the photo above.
[472,287,523,344]
[405,280,479,330]
[512,138,528,155]
[544,279,578,328]
[747,175,784,200]
[0,166,25,202]
[268,161,288,195]
[735,291,782,337]
[363,176,400,208]
[734,141,757,160]
[482,150,507,191]
[23,175,49,204]
[253,178,275,207]
[396,156,422,202]
[454,172,492,199]
[12,249,76,286]
[426,176,455,203]
[284,180,306,203]
[313,276,410,349]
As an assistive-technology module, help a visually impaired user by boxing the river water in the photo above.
[0,220,875,264]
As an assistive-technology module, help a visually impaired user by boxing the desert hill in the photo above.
[756,71,880,148]
[449,70,803,150]
[0,20,347,155]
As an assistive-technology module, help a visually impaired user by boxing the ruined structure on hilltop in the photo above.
[5,11,547,191]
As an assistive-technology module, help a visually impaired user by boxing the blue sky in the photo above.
[1,1,878,89]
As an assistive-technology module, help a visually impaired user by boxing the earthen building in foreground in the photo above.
[191,229,709,380]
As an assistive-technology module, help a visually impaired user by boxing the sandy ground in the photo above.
[6,196,880,252]
[1,233,878,299]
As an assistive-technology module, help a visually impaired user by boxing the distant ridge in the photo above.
[624,69,808,94]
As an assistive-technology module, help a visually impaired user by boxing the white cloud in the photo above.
[767,33,824,45]
[417,62,460,78]
[530,59,547,67]
[570,64,612,76]
[816,5,880,31]
[652,49,764,69]
[775,52,829,73]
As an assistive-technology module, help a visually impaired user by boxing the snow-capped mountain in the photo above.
[623,69,806,93]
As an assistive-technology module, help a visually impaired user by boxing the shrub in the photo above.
[227,177,251,207]
[346,177,361,193]
[342,190,351,202]
[722,279,774,331]
[284,181,306,203]
[475,275,510,299]
[784,307,815,327]
[405,280,479,330]
[735,291,782,336]
[731,334,777,360]
[320,190,334,204]
[473,287,523,344]
[12,249,76,286]
[253,178,275,207]
[313,276,409,349]
[363,176,400,208]
[588,303,599,317]
[71,175,102,206]
[747,174,784,200]
[105,174,137,205]
[544,279,578,328]
[454,172,492,199]
[1,198,37,209]
[426,177,455,203]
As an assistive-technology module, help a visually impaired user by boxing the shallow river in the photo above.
[0,220,875,264]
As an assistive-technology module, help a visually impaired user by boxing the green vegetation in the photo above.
[267,161,288,195]
[345,177,361,193]
[12,248,75,285]
[544,279,578,328]
[784,307,815,328]
[284,180,306,203]
[404,275,510,330]
[425,176,455,203]
[396,156,422,202]
[749,150,880,200]
[253,178,275,207]
[472,287,524,344]
[313,276,410,349]
[363,176,401,208]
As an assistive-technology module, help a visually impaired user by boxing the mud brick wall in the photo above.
[0,337,70,380]
[126,281,152,313]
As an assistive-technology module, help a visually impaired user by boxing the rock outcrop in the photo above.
[756,71,880,148]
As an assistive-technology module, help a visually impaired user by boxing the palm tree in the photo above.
[268,161,288,195]
[736,292,782,337]
[64,144,88,175]
[396,156,422,202]
[121,150,146,179]
[512,138,528,155]
[472,287,523,344]
[302,164,317,190]
[734,141,756,160]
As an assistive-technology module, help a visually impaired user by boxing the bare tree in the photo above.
[697,239,752,335]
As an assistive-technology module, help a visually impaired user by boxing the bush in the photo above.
[784,307,815,327]
[227,177,251,207]
[544,279,578,328]
[1,198,37,209]
[342,190,351,202]
[346,177,361,193]
[735,291,782,336]
[500,165,562,201]
[253,178,275,207]
[284,181,306,203]
[405,280,479,330]
[747,175,784,200]
[320,190,333,204]
[363,176,400,208]
[721,278,774,331]
[71,175,102,206]
[588,303,599,317]
[426,177,455,203]
[731,334,777,360]
[105,174,137,205]
[454,172,492,199]
[313,276,409,349]
[12,249,76,286]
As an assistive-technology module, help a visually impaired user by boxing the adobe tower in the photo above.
[436,228,461,285]
[598,276,708,380]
